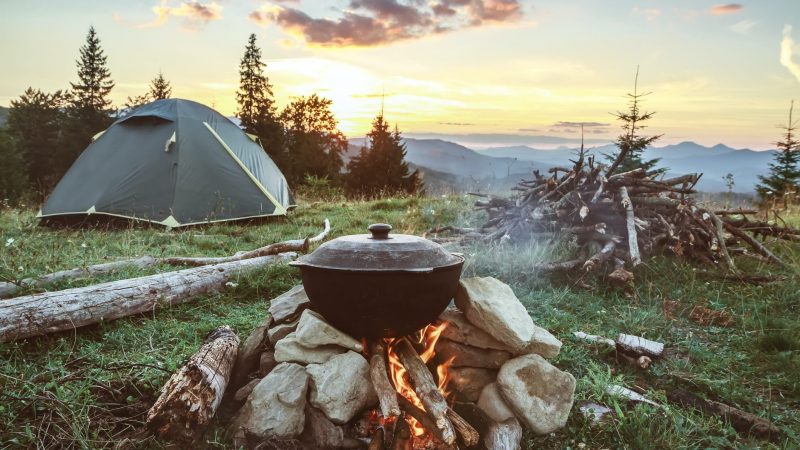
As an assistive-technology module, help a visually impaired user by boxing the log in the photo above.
[616,334,664,358]
[619,186,642,266]
[535,259,586,273]
[370,341,401,419]
[447,408,480,447]
[392,338,456,445]
[707,211,736,271]
[722,222,787,267]
[146,325,240,443]
[666,389,781,440]
[390,415,413,450]
[0,253,297,342]
[368,427,385,450]
[0,256,158,299]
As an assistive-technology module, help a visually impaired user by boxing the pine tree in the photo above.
[346,114,421,197]
[605,68,663,176]
[756,101,800,207]
[280,94,346,184]
[7,88,68,193]
[236,34,285,170]
[0,127,28,206]
[149,71,172,100]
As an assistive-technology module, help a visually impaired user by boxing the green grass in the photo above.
[1,196,799,449]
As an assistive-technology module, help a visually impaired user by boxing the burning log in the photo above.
[370,341,401,419]
[392,338,457,446]
[390,416,413,450]
[146,326,239,443]
[446,408,480,447]
[368,427,385,450]
[0,253,297,342]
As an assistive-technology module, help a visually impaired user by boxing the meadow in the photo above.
[0,195,798,449]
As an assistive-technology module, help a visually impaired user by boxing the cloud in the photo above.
[780,25,800,83]
[439,121,476,126]
[138,1,222,30]
[709,3,742,15]
[518,128,539,132]
[251,0,524,47]
[552,121,610,128]
[633,7,661,22]
[730,19,757,34]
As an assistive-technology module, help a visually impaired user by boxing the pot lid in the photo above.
[293,223,463,271]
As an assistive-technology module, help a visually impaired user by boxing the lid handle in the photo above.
[368,223,392,239]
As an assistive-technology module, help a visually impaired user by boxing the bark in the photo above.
[370,341,401,419]
[0,253,297,342]
[619,186,642,266]
[146,326,240,443]
[447,408,480,447]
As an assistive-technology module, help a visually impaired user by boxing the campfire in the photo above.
[224,276,576,449]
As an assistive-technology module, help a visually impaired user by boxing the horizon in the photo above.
[2,1,799,150]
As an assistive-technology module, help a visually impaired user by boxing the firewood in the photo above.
[390,415,413,450]
[393,338,457,445]
[722,222,787,267]
[447,408,480,447]
[615,334,664,358]
[619,186,642,266]
[0,253,297,342]
[368,427,385,450]
[583,240,616,272]
[146,326,239,443]
[370,341,401,419]
[707,211,736,271]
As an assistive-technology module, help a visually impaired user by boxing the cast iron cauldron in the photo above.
[289,223,464,339]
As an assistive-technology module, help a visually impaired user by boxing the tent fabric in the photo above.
[39,98,294,227]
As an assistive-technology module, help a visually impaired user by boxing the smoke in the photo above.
[780,25,800,83]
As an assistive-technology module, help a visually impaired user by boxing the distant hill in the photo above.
[0,106,8,127]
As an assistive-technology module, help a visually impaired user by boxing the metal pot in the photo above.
[289,223,464,339]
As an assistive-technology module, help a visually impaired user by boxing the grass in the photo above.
[1,195,799,449]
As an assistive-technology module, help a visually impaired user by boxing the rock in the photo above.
[274,332,346,365]
[301,406,363,449]
[523,325,562,359]
[306,351,378,424]
[455,277,536,352]
[295,309,363,352]
[268,285,310,324]
[259,350,278,376]
[234,377,261,403]
[268,317,299,347]
[496,354,576,435]
[232,314,272,388]
[232,362,309,439]
[484,417,523,450]
[439,306,508,351]
[436,339,511,369]
[477,382,515,422]
[448,367,497,402]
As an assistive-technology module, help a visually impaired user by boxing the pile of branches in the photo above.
[433,147,798,284]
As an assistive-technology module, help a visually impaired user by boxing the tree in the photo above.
[236,34,285,170]
[756,101,800,208]
[63,26,115,177]
[0,127,28,206]
[6,88,68,193]
[346,113,421,197]
[123,71,173,112]
[605,68,663,176]
[280,94,346,184]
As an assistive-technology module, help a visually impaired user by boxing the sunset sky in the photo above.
[1,0,799,150]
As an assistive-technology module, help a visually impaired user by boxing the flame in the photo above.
[385,322,453,438]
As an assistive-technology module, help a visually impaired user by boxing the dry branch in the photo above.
[146,325,239,443]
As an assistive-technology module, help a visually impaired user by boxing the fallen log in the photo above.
[370,341,401,419]
[392,338,456,446]
[0,253,297,342]
[146,325,239,443]
[619,186,642,266]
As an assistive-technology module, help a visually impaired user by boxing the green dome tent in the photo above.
[39,99,294,227]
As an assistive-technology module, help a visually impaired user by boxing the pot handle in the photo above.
[368,223,392,239]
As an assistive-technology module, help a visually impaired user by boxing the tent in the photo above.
[39,99,294,227]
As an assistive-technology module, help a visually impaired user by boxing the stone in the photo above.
[436,339,512,369]
[232,314,272,388]
[448,367,497,402]
[259,350,278,376]
[455,277,536,352]
[268,285,310,324]
[523,325,562,359]
[300,406,363,449]
[234,377,261,403]
[496,354,576,435]
[439,306,508,351]
[268,318,299,347]
[484,417,523,450]
[274,332,346,365]
[477,382,515,422]
[306,351,378,424]
[232,362,309,439]
[295,309,363,352]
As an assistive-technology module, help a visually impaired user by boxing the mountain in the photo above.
[0,106,8,127]
[478,141,776,193]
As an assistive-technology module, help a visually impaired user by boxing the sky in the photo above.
[1,0,799,150]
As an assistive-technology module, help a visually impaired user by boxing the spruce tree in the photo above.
[0,127,28,205]
[280,94,346,185]
[605,68,663,176]
[236,34,285,170]
[756,101,800,207]
[149,71,172,100]
[346,114,421,197]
